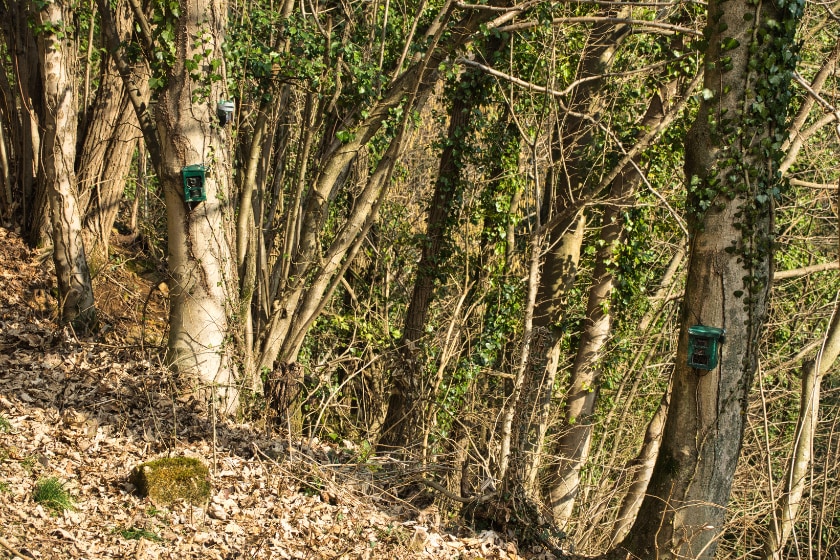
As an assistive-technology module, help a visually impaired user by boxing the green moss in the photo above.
[130,456,211,506]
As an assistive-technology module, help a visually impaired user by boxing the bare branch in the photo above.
[773,261,840,280]
[496,16,703,36]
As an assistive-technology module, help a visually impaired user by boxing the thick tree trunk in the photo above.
[36,0,95,327]
[157,0,237,412]
[378,70,480,452]
[78,0,146,270]
[614,0,802,554]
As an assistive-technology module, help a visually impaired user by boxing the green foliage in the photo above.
[0,415,11,433]
[149,0,180,85]
[117,526,162,542]
[33,477,75,513]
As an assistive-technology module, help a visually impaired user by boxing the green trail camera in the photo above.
[687,325,725,371]
[182,165,207,203]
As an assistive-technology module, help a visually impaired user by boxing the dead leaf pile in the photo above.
[0,227,546,559]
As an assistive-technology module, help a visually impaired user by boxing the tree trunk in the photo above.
[378,68,484,452]
[548,81,679,525]
[254,3,501,375]
[0,2,45,244]
[610,387,670,545]
[521,13,630,495]
[78,0,146,270]
[614,0,803,554]
[36,0,96,327]
[156,0,237,412]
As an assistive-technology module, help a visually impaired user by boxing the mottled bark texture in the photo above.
[78,0,147,270]
[36,0,96,327]
[613,0,802,555]
[157,0,237,413]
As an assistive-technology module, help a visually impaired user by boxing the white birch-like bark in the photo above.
[36,0,95,326]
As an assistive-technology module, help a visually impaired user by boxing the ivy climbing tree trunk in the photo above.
[612,0,803,555]
[378,65,489,452]
[36,0,95,327]
[548,78,683,525]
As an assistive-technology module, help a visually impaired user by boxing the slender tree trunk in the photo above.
[613,0,803,554]
[0,116,11,218]
[520,14,630,495]
[547,82,679,525]
[36,0,95,327]
[610,386,670,545]
[764,208,840,559]
[255,3,501,375]
[378,69,484,452]
[1,2,44,244]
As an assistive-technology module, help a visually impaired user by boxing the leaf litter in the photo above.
[0,227,546,560]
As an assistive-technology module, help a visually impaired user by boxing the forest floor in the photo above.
[0,226,547,560]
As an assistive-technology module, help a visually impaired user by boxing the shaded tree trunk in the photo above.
[77,0,146,270]
[0,2,45,243]
[378,67,487,452]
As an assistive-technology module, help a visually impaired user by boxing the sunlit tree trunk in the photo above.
[36,0,95,327]
[521,13,630,495]
[157,0,237,412]
[548,80,681,524]
[613,0,803,554]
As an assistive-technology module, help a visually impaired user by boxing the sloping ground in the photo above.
[0,227,541,560]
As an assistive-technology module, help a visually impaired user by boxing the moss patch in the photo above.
[130,456,210,506]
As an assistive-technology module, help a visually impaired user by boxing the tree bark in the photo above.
[614,0,803,554]
[0,2,45,243]
[36,0,96,327]
[255,3,503,375]
[157,0,237,412]
[522,13,630,496]
[548,81,679,525]
[78,0,146,270]
[378,68,483,452]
